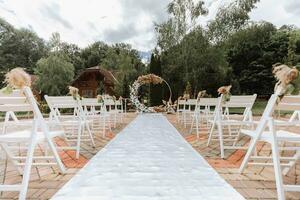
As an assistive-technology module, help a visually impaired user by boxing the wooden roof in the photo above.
[72,66,116,95]
[72,66,116,86]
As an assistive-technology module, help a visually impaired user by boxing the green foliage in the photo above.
[101,43,145,97]
[286,30,300,66]
[208,0,260,42]
[48,32,84,75]
[80,41,108,68]
[34,54,74,96]
[149,54,163,106]
[160,27,229,98]
[0,18,145,98]
[226,22,289,95]
[60,42,84,75]
[0,18,48,85]
[155,0,208,51]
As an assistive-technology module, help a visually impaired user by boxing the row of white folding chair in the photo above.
[103,98,124,128]
[239,94,300,200]
[45,95,95,159]
[81,98,112,137]
[189,97,220,137]
[207,94,257,158]
[0,87,66,200]
[176,99,197,127]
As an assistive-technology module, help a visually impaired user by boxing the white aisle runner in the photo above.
[52,114,245,200]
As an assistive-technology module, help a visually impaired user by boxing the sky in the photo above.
[0,0,300,51]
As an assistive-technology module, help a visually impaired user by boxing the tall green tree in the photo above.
[149,53,163,106]
[34,33,74,96]
[0,18,48,85]
[208,0,261,42]
[286,30,300,66]
[80,41,108,68]
[226,22,289,95]
[101,43,145,97]
[34,54,74,96]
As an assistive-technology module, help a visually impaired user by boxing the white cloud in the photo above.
[0,0,300,51]
[249,0,300,28]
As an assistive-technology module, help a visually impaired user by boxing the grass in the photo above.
[252,100,268,116]
[230,99,294,117]
[226,99,267,116]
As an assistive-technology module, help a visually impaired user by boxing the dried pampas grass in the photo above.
[4,68,31,89]
[197,90,207,99]
[97,95,103,103]
[273,64,299,95]
[218,85,232,102]
[68,86,81,100]
[217,85,232,95]
[137,74,163,85]
[183,93,190,100]
[68,86,79,96]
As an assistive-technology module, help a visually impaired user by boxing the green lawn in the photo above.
[252,100,268,116]
[227,99,267,116]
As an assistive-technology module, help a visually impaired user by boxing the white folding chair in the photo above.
[239,94,300,200]
[182,99,198,128]
[81,98,111,137]
[207,94,257,158]
[115,99,124,122]
[45,96,95,159]
[176,99,186,123]
[103,98,118,128]
[0,87,65,200]
[190,97,220,138]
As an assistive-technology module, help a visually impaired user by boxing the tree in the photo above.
[149,54,163,106]
[208,0,261,42]
[226,22,288,95]
[60,42,84,75]
[101,43,145,97]
[80,41,108,68]
[160,27,228,98]
[0,18,48,85]
[286,30,300,66]
[34,54,74,96]
[156,0,208,51]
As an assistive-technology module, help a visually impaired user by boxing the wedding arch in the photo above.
[129,74,172,113]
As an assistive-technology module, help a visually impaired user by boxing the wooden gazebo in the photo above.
[72,66,116,97]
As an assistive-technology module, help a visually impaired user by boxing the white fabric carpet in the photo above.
[52,114,245,200]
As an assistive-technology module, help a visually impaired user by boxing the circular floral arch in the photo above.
[130,74,172,113]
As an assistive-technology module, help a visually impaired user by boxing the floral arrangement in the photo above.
[130,74,164,113]
[217,85,232,102]
[197,90,207,100]
[162,99,176,113]
[97,95,103,103]
[1,68,31,94]
[183,93,190,100]
[137,74,163,85]
[273,64,300,97]
[68,86,81,100]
